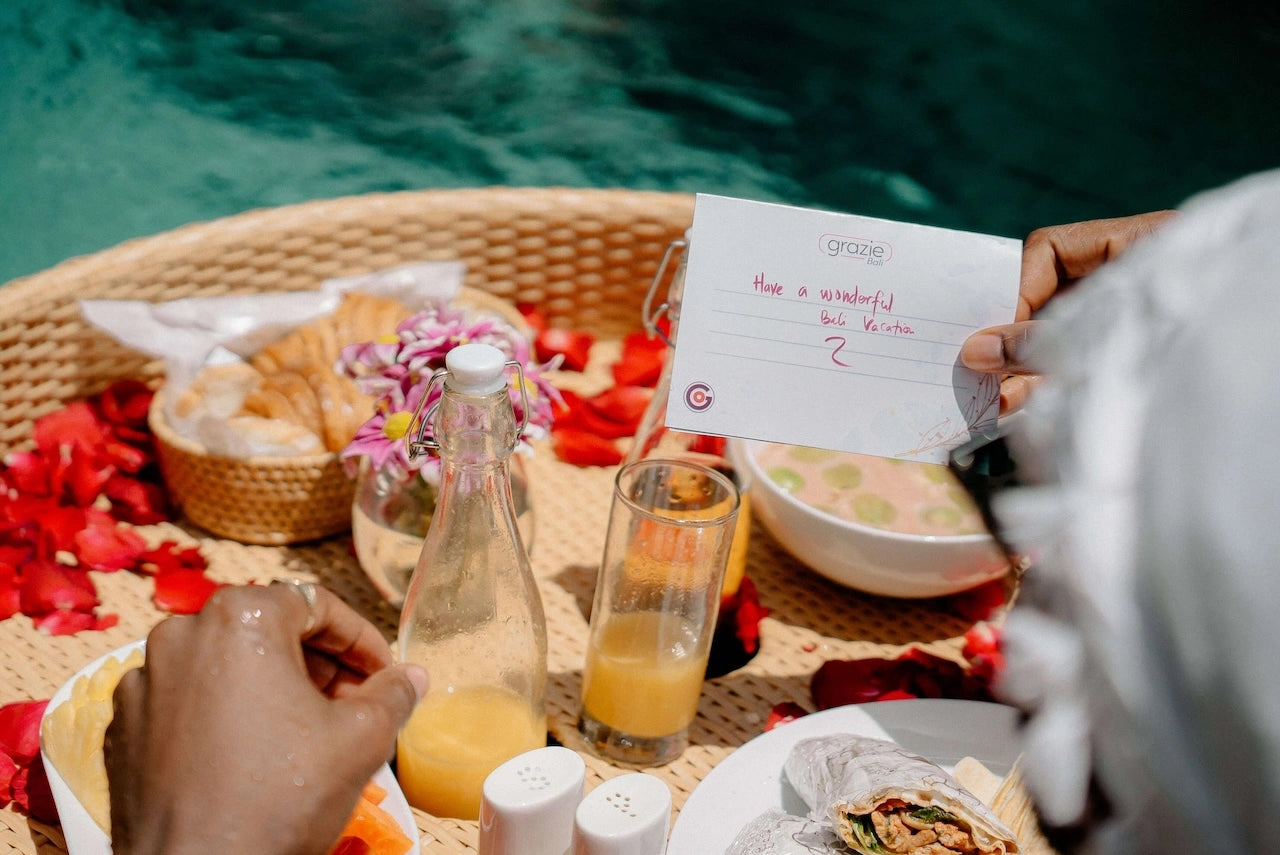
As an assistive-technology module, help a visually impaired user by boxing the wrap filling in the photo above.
[847,799,984,854]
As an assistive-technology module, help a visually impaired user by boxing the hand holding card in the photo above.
[666,195,1021,463]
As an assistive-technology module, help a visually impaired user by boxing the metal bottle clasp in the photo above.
[406,361,531,459]
[641,237,687,348]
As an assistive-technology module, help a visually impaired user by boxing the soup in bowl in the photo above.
[735,439,1010,598]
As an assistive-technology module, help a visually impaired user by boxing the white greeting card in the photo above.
[665,194,1021,463]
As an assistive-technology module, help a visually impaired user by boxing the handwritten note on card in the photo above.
[664,194,1021,463]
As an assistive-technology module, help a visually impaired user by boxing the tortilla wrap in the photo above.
[784,734,1018,855]
[726,810,846,855]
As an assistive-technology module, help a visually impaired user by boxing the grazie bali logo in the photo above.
[683,382,715,412]
[819,233,893,265]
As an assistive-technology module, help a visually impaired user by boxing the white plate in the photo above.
[39,640,419,855]
[667,700,1021,855]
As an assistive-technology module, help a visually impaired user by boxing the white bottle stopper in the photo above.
[571,773,672,855]
[445,342,508,395]
[479,746,586,855]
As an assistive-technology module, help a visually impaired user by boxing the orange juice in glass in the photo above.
[578,459,739,766]
[581,610,707,738]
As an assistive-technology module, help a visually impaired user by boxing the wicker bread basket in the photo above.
[146,391,357,544]
[145,284,537,545]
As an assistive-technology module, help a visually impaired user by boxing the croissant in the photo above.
[181,292,410,456]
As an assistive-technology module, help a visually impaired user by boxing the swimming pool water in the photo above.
[3,0,1278,284]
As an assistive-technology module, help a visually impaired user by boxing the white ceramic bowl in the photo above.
[40,640,418,855]
[734,439,1009,598]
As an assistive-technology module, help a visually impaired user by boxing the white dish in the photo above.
[666,700,1021,855]
[40,639,419,855]
[734,438,1010,598]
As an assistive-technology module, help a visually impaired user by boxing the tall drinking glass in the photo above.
[578,459,740,766]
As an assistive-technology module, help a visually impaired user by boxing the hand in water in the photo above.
[106,583,428,855]
[960,210,1177,413]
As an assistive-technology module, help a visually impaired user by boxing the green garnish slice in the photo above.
[766,466,804,493]
[909,806,959,824]
[921,506,962,529]
[852,494,897,526]
[848,813,888,853]
[821,462,863,489]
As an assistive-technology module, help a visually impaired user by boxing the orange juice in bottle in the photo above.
[395,343,547,819]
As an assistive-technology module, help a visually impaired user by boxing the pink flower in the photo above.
[340,381,429,480]
[338,300,560,482]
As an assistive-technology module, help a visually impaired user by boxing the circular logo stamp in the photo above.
[683,382,715,412]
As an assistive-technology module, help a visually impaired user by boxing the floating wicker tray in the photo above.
[0,188,988,855]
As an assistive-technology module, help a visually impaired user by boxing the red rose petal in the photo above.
[20,561,98,616]
[60,444,115,508]
[552,388,586,417]
[0,562,19,621]
[102,476,172,525]
[107,423,155,449]
[0,546,29,565]
[33,609,110,636]
[96,379,153,427]
[963,622,1005,684]
[0,700,48,764]
[1,381,213,636]
[515,303,548,334]
[689,434,727,457]
[2,496,62,548]
[611,331,667,388]
[0,586,18,621]
[75,523,148,572]
[10,760,59,823]
[811,658,904,708]
[551,428,624,467]
[33,506,89,557]
[99,437,149,475]
[810,648,994,709]
[553,391,640,440]
[585,385,652,430]
[731,576,770,654]
[877,689,920,701]
[32,401,104,456]
[535,327,595,372]
[1,451,52,496]
[946,577,1008,622]
[0,753,17,806]
[153,570,222,615]
[765,701,810,732]
[137,542,208,576]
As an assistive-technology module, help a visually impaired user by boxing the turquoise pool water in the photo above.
[3,0,1278,285]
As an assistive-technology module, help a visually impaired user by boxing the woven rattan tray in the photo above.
[0,187,989,854]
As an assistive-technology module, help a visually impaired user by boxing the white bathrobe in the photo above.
[996,168,1280,854]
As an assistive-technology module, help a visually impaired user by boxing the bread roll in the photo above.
[178,292,417,457]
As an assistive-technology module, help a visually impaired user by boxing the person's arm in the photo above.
[105,583,428,855]
[961,210,1178,413]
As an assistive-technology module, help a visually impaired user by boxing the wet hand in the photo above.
[105,583,428,855]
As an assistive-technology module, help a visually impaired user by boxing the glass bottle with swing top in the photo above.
[395,342,547,820]
[626,233,754,604]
